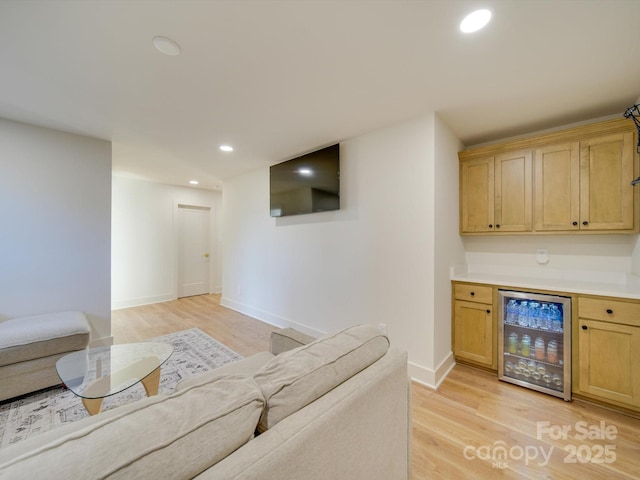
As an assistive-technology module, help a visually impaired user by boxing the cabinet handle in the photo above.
[582,325,588,330]
[470,291,475,296]
[486,309,491,314]
[606,309,613,314]
[496,224,501,229]
[572,221,578,226]
[582,221,589,226]
[488,224,493,228]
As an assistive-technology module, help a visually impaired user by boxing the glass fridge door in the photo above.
[498,290,572,401]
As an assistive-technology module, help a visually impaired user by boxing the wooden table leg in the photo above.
[80,359,162,415]
[141,366,161,397]
[82,397,104,416]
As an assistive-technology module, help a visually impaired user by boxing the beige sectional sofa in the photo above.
[0,311,91,401]
[0,325,411,480]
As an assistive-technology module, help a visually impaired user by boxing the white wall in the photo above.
[112,176,223,309]
[0,118,111,342]
[222,114,463,386]
[463,235,636,281]
[433,115,466,381]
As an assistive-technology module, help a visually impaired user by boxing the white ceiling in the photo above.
[1,1,639,190]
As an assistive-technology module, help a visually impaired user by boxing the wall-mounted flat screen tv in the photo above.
[270,144,340,217]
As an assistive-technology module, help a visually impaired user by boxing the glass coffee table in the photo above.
[56,342,173,415]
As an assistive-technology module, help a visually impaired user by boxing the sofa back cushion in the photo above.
[254,324,389,432]
[0,375,265,480]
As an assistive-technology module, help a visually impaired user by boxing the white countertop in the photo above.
[451,267,640,300]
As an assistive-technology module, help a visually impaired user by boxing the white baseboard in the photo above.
[220,296,325,338]
[111,293,175,310]
[408,351,455,389]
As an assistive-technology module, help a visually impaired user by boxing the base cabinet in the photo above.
[451,282,640,414]
[452,283,495,369]
[575,297,640,410]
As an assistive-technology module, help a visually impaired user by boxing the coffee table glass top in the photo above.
[56,342,173,400]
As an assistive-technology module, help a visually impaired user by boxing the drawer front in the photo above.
[454,284,493,304]
[579,297,640,327]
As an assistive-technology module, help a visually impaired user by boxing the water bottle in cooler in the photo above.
[506,299,519,324]
[528,302,540,328]
[538,303,551,330]
[518,301,529,326]
[550,304,563,332]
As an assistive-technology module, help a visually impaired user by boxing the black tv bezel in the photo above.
[269,143,340,218]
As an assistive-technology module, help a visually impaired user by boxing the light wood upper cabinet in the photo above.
[534,142,580,231]
[459,118,638,235]
[460,157,494,233]
[495,150,532,232]
[579,132,635,231]
[459,151,532,233]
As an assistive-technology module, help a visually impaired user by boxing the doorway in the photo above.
[177,205,211,298]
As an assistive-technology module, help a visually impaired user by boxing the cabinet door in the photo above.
[454,300,494,367]
[578,319,640,408]
[494,150,532,232]
[580,132,635,231]
[534,143,580,231]
[460,157,494,233]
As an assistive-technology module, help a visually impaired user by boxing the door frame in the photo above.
[173,201,218,300]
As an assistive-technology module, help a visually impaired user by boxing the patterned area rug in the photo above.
[0,328,242,448]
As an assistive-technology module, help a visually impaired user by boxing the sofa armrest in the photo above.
[270,328,316,355]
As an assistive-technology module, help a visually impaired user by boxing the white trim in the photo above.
[111,293,175,310]
[407,352,455,389]
[220,296,326,338]
[173,200,217,301]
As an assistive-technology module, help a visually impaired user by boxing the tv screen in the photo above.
[270,144,340,217]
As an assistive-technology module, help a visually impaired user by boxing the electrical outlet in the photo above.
[536,249,549,265]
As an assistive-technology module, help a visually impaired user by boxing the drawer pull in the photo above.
[470,292,475,296]
[606,309,613,314]
[486,309,491,314]
[582,325,588,330]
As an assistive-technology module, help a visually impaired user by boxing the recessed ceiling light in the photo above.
[460,9,492,33]
[152,36,181,56]
[220,145,234,152]
[189,180,199,185]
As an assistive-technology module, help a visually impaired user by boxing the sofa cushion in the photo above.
[0,311,90,366]
[0,375,265,480]
[253,324,389,432]
[176,352,275,391]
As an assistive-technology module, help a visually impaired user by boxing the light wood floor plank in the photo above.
[112,294,640,479]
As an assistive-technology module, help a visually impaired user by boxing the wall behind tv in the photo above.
[221,113,465,387]
[0,118,112,343]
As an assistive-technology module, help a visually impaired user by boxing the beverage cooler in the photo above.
[498,290,572,401]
